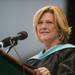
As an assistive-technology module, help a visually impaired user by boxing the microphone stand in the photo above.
[6,39,17,54]
[6,46,13,53]
[6,39,35,75]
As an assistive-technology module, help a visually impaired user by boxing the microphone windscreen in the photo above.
[17,31,28,40]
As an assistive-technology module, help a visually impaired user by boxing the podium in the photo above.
[0,49,35,75]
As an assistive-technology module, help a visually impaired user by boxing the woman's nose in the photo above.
[41,22,47,28]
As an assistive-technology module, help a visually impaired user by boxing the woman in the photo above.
[24,5,75,75]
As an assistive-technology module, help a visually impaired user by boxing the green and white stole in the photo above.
[29,44,75,60]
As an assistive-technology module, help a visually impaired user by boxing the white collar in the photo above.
[29,44,75,60]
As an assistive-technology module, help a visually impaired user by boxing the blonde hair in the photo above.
[33,5,72,42]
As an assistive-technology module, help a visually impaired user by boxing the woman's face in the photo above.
[36,12,59,43]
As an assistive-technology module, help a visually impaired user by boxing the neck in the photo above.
[44,38,61,50]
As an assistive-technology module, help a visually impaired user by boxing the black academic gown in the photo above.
[24,48,75,75]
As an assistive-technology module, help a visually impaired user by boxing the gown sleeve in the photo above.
[57,48,75,75]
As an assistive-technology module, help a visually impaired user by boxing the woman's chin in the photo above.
[39,37,50,42]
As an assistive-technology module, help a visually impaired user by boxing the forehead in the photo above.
[39,12,54,21]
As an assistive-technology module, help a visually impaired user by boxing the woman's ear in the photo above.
[58,33,64,41]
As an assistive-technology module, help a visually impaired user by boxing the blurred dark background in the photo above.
[67,0,75,44]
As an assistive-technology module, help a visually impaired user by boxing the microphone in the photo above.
[0,31,28,48]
